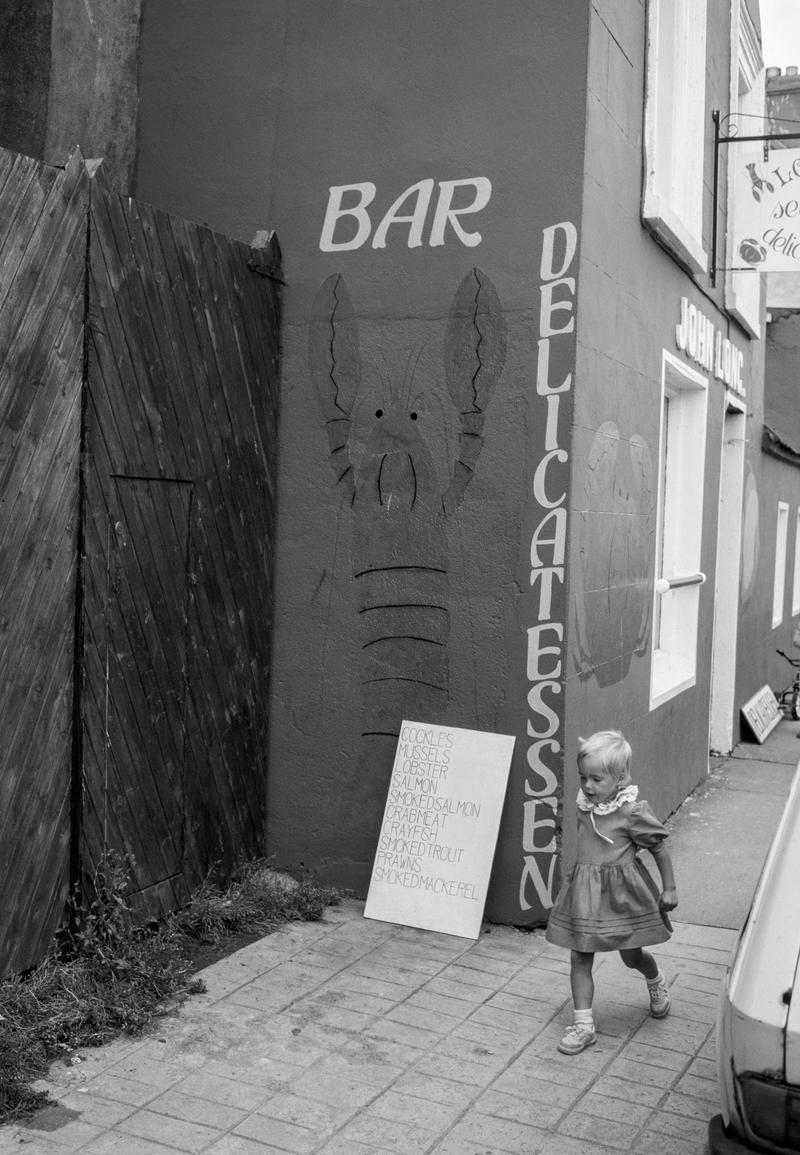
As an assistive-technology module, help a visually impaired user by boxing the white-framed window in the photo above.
[773,501,789,627]
[792,509,800,617]
[643,0,709,276]
[726,0,765,337]
[650,351,709,710]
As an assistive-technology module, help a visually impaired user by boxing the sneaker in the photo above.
[557,1022,597,1055]
[648,975,671,1018]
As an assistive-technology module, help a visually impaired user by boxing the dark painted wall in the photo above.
[134,0,769,923]
[0,0,140,186]
[46,0,141,186]
[136,0,284,241]
[135,0,591,922]
[0,0,51,159]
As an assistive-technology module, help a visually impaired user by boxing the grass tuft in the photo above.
[172,859,338,943]
[0,854,338,1124]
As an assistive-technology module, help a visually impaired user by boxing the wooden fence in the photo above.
[0,146,281,974]
[0,149,88,974]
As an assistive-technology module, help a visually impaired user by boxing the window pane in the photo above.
[643,0,708,273]
[651,352,708,709]
[773,503,789,627]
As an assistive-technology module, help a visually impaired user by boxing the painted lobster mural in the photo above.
[572,421,655,687]
[308,268,507,818]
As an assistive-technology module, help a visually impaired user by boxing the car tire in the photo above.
[708,1114,754,1154]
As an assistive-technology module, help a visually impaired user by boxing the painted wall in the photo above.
[737,315,800,730]
[135,0,591,922]
[0,1,51,159]
[0,0,140,186]
[46,0,141,186]
[134,0,770,921]
[135,0,285,243]
[764,316,800,456]
[563,0,763,863]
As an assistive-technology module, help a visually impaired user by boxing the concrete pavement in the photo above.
[4,720,799,1155]
[667,720,799,928]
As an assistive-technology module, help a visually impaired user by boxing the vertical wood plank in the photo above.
[0,146,88,976]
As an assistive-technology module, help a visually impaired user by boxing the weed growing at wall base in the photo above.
[173,857,337,944]
[0,854,339,1123]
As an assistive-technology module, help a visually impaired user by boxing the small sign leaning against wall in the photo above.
[364,721,515,939]
[741,684,782,744]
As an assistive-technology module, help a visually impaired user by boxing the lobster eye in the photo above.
[375,409,383,418]
[410,412,418,421]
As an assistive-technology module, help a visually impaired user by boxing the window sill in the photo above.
[642,191,708,277]
[650,651,696,710]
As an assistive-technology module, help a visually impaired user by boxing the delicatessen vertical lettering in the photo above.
[519,221,577,914]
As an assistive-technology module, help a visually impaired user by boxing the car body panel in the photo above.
[713,759,800,1151]
[786,953,800,1084]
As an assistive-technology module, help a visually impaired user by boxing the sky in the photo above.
[760,0,800,70]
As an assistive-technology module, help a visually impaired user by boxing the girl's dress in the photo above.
[545,785,672,953]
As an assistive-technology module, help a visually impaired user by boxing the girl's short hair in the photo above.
[577,730,631,781]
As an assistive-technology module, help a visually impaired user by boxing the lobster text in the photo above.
[319,178,492,251]
[519,220,578,914]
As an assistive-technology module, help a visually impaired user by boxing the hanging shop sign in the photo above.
[731,147,800,273]
[675,297,745,398]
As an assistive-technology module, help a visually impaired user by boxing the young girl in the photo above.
[545,730,678,1055]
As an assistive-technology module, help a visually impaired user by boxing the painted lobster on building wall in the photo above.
[572,421,655,687]
[308,269,506,808]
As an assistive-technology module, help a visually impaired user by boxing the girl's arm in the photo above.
[650,844,678,910]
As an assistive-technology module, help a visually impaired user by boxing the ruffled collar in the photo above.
[576,784,638,843]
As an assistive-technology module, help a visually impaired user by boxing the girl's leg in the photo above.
[619,948,670,1018]
[570,949,596,1008]
[619,947,658,979]
[558,951,597,1054]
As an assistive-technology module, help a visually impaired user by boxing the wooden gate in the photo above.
[0,146,281,972]
[0,149,88,975]
[80,167,281,918]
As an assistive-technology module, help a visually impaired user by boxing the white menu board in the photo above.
[364,720,515,939]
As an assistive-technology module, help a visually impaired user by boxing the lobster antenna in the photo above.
[404,342,428,404]
[374,347,393,402]
[427,384,453,485]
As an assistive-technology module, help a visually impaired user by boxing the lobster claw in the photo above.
[308,273,361,502]
[442,268,507,515]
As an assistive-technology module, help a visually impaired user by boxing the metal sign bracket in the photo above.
[711,109,800,285]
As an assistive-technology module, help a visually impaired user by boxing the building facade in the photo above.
[1,0,772,929]
[735,64,800,741]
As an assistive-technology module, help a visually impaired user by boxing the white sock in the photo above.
[574,1008,594,1029]
[646,970,665,988]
